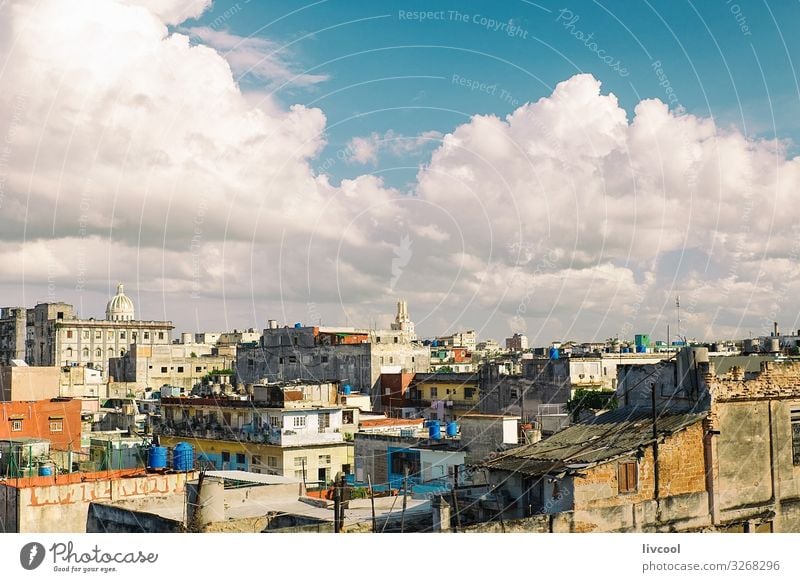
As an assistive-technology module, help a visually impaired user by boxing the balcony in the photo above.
[158,421,343,446]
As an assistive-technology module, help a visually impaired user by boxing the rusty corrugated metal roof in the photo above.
[479,407,707,477]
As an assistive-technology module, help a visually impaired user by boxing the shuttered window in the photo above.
[618,460,638,493]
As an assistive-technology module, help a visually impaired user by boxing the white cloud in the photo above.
[185,26,329,87]
[1,2,798,341]
[345,130,443,165]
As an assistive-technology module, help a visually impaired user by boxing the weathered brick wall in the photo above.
[573,421,705,511]
[708,361,800,402]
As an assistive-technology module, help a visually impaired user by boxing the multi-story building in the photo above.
[1,284,173,376]
[429,345,474,373]
[505,333,529,352]
[0,307,27,365]
[236,302,429,398]
[435,330,477,351]
[109,343,235,393]
[158,380,353,484]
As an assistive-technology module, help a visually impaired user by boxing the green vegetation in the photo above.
[566,389,617,422]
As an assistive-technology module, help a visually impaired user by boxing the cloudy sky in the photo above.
[1,0,799,345]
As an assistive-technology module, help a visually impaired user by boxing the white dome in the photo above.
[106,283,135,321]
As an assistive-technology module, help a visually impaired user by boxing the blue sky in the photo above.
[3,0,800,342]
[193,0,800,187]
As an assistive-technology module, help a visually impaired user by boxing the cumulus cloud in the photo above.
[0,2,797,341]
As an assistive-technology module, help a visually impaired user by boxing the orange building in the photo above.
[0,398,82,450]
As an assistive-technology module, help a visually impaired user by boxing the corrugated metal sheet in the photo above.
[480,407,707,477]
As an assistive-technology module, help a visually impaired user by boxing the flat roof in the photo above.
[204,470,300,486]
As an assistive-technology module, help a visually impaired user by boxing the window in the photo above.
[107,331,113,340]
[430,387,438,398]
[252,455,262,466]
[288,356,297,364]
[82,330,89,340]
[294,456,307,467]
[144,332,150,340]
[158,332,164,340]
[65,347,73,359]
[49,419,63,432]
[120,331,126,340]
[82,347,89,359]
[293,337,298,346]
[321,355,329,363]
[177,366,184,373]
[132,332,137,341]
[66,330,73,339]
[279,357,284,364]
[791,408,800,466]
[107,348,113,357]
[342,410,354,424]
[57,311,64,319]
[221,451,230,463]
[236,453,246,464]
[293,416,306,428]
[11,419,22,431]
[394,336,398,343]
[161,366,168,373]
[509,389,518,400]
[318,412,331,432]
[196,366,202,373]
[95,330,101,339]
[465,387,475,399]
[389,356,394,364]
[618,461,638,493]
[267,456,278,468]
[269,414,280,428]
[294,470,305,479]
[95,348,102,358]
[318,454,331,465]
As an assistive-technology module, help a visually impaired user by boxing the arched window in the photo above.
[95,348,102,358]
[82,348,89,359]
[120,349,126,357]
[108,348,114,358]
[65,347,73,359]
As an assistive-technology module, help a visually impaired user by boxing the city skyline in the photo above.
[2,1,800,343]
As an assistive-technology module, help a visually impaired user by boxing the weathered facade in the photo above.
[471,348,800,532]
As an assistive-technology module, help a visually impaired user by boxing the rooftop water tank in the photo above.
[294,322,302,329]
[549,347,560,360]
[148,445,167,470]
[172,442,194,472]
[428,420,441,440]
[446,421,458,437]
[342,384,352,395]
[38,464,53,477]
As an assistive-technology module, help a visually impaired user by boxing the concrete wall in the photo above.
[0,470,195,532]
[87,502,183,533]
[0,366,61,401]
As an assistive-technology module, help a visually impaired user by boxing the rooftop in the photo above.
[480,407,706,477]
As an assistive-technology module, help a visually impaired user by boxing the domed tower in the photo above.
[106,283,135,322]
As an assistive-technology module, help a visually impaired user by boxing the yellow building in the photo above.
[159,384,355,484]
[409,372,480,421]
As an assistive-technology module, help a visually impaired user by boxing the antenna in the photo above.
[675,294,681,342]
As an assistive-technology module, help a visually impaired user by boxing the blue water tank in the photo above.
[148,445,168,469]
[293,322,302,329]
[428,420,441,440]
[172,442,194,472]
[636,345,646,353]
[446,421,458,437]
[549,347,560,360]
[342,384,352,395]
[622,347,630,353]
[38,465,53,477]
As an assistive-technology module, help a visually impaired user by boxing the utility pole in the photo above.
[368,474,377,533]
[651,381,659,500]
[452,465,462,532]
[400,465,409,533]
[333,474,341,533]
